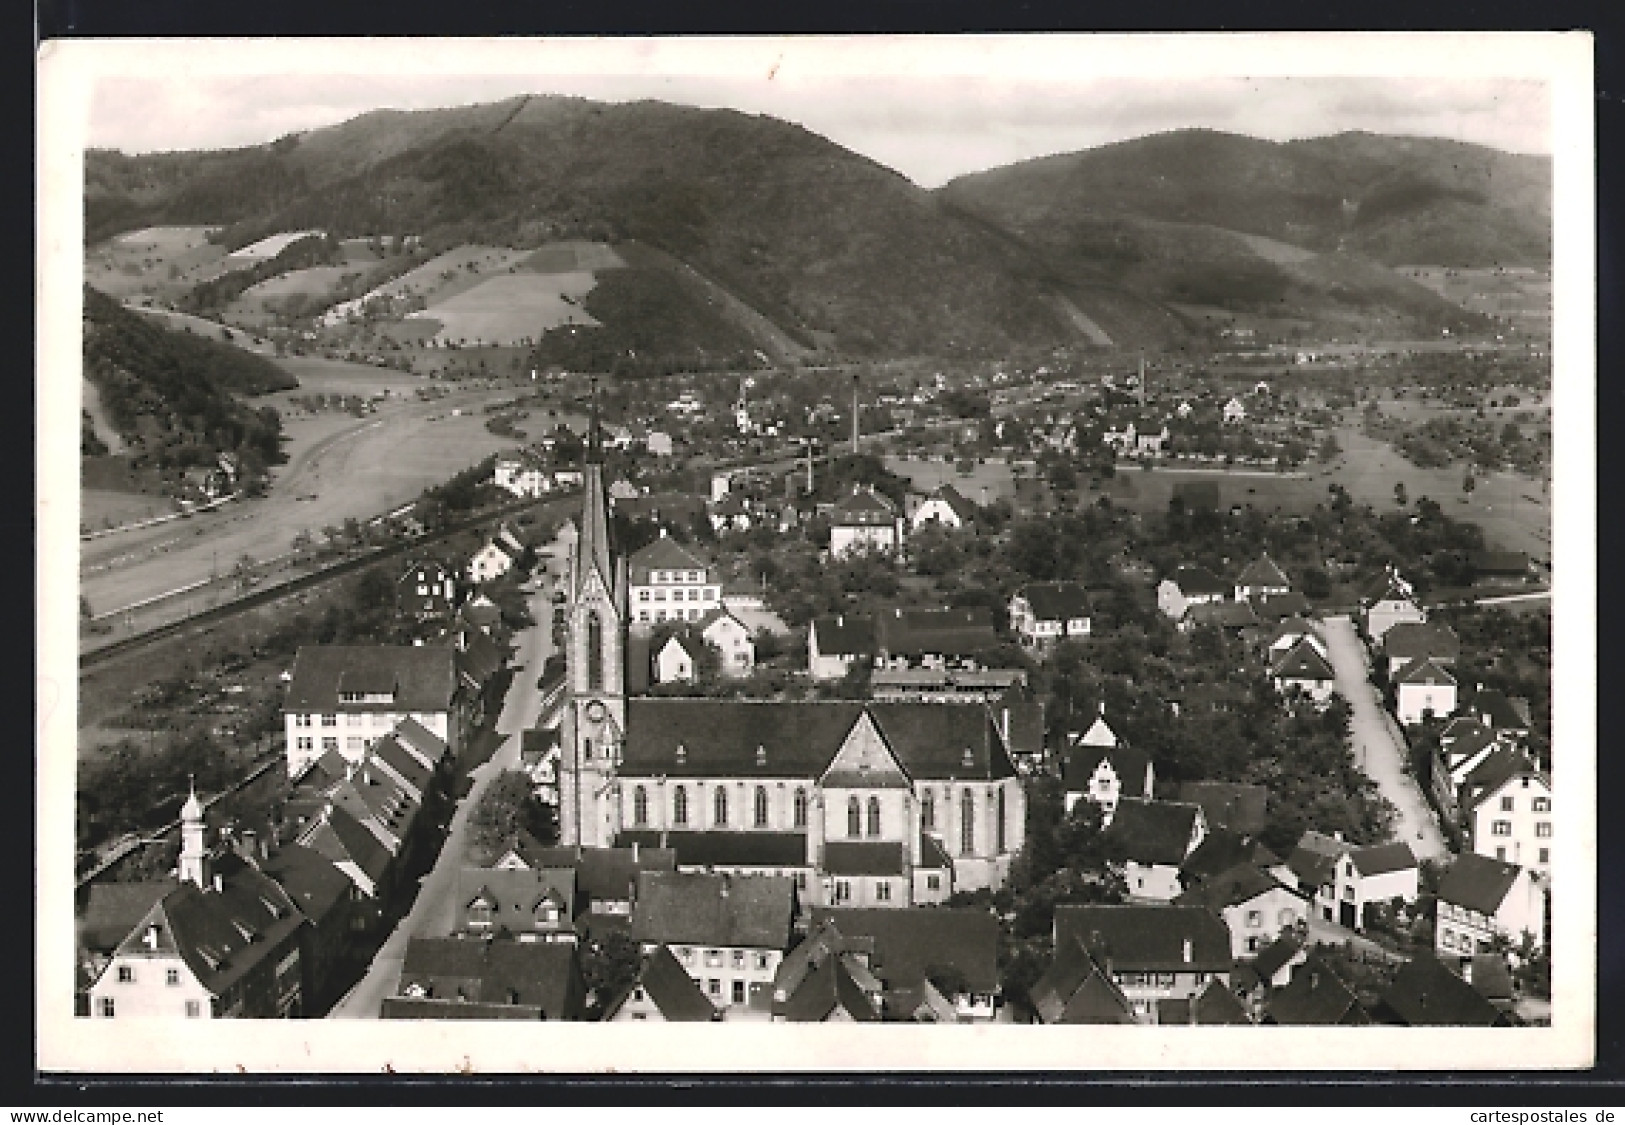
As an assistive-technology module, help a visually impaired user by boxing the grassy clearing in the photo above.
[420,271,600,344]
[523,240,626,273]
[85,226,234,302]
[886,456,1019,503]
[81,488,177,529]
[225,230,325,263]
[323,245,532,324]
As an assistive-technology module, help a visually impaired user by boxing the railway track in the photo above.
[79,490,578,670]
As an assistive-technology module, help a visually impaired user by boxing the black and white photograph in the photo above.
[36,32,1595,1072]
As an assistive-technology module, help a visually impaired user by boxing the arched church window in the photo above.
[754,786,769,828]
[587,613,604,692]
[866,796,882,838]
[961,789,975,856]
[673,786,688,826]
[633,786,648,826]
[793,789,808,829]
[922,789,935,831]
[847,796,861,838]
[714,787,729,827]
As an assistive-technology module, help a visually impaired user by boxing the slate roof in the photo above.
[1352,841,1419,877]
[285,646,457,713]
[1180,827,1281,884]
[1063,745,1152,799]
[1168,565,1228,597]
[607,945,720,1022]
[1382,622,1462,663]
[123,870,306,999]
[919,832,954,871]
[1271,637,1335,681]
[1237,555,1291,589]
[812,615,877,658]
[1461,750,1546,810]
[1157,979,1253,1025]
[1029,936,1137,1025]
[629,536,711,583]
[920,484,978,523]
[1053,904,1233,973]
[830,486,898,525]
[779,951,882,1022]
[1251,934,1304,983]
[394,937,580,1018]
[874,606,998,659]
[1017,581,1091,623]
[1437,853,1525,916]
[1249,592,1312,621]
[1468,954,1516,1002]
[618,699,1016,782]
[1174,782,1270,838]
[822,842,907,877]
[1176,862,1291,912]
[630,872,796,950]
[260,843,352,927]
[1105,798,1203,865]
[810,907,1000,1001]
[614,831,809,869]
[527,845,678,904]
[1264,952,1370,1025]
[457,629,504,688]
[1462,689,1532,731]
[299,803,393,889]
[1379,953,1509,1026]
[1394,656,1459,687]
[454,866,575,933]
[79,881,176,954]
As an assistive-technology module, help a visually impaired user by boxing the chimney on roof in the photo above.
[1309,970,1320,990]
[212,873,224,894]
[1333,830,1344,844]
[632,842,640,862]
[1182,938,1193,964]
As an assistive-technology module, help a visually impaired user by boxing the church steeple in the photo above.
[576,377,614,600]
[178,775,208,888]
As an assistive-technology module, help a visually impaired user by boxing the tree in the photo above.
[1318,432,1342,463]
[1394,481,1408,507]
[1462,471,1477,496]
[580,931,645,1017]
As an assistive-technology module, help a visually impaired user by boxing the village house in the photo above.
[1173,862,1310,958]
[492,451,552,498]
[807,614,877,682]
[701,607,756,677]
[1263,951,1371,1025]
[1362,566,1428,642]
[1270,638,1338,705]
[86,790,306,1020]
[508,842,676,936]
[1027,934,1138,1024]
[652,632,700,684]
[1260,617,1324,663]
[467,524,527,585]
[613,830,817,895]
[1287,831,1419,931]
[383,938,586,1020]
[283,646,463,777]
[629,871,797,1013]
[788,908,1002,1023]
[1381,621,1462,676]
[828,486,905,558]
[1062,711,1152,822]
[628,532,723,628]
[1157,565,1229,621]
[1233,554,1292,602]
[1009,581,1091,657]
[1462,755,1551,876]
[1435,852,1547,961]
[1458,687,1534,744]
[1222,397,1247,424]
[871,606,999,672]
[867,666,1028,705]
[1106,798,1209,902]
[1376,952,1510,1027]
[1229,934,1307,1016]
[1052,904,1233,1021]
[767,919,884,1022]
[1173,782,1270,840]
[452,866,576,943]
[603,944,721,1022]
[1154,979,1254,1026]
[397,560,455,621]
[1394,658,1459,725]
[909,483,977,532]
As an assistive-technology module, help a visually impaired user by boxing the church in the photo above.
[558,437,1026,906]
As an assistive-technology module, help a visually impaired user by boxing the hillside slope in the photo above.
[81,285,293,478]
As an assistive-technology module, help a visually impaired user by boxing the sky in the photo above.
[79,39,1553,188]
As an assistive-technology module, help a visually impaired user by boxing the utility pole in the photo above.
[851,372,861,458]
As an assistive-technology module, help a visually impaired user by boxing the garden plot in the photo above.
[320,245,532,326]
[225,230,325,264]
[85,226,233,301]
[414,271,601,345]
[225,265,367,325]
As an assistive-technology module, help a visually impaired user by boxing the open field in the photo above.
[886,455,1019,503]
[524,240,626,273]
[321,245,532,325]
[1397,265,1551,336]
[80,488,177,531]
[267,355,432,400]
[126,305,280,355]
[1227,230,1318,264]
[415,270,601,344]
[225,230,324,263]
[224,265,370,327]
[85,226,237,302]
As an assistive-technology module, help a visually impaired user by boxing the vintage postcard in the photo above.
[37,32,1594,1073]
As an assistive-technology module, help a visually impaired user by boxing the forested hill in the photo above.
[82,285,294,473]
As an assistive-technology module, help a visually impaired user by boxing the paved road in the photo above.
[327,583,556,1019]
[1321,615,1450,861]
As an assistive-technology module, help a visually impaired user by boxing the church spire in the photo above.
[576,376,613,598]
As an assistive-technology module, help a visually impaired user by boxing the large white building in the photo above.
[828,486,904,558]
[282,646,459,777]
[628,532,723,628]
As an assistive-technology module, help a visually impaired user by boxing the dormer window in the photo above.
[756,746,767,767]
[961,748,975,769]
[675,745,687,764]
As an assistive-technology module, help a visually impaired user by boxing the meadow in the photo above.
[415,271,601,345]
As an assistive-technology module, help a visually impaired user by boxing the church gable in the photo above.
[821,712,912,789]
